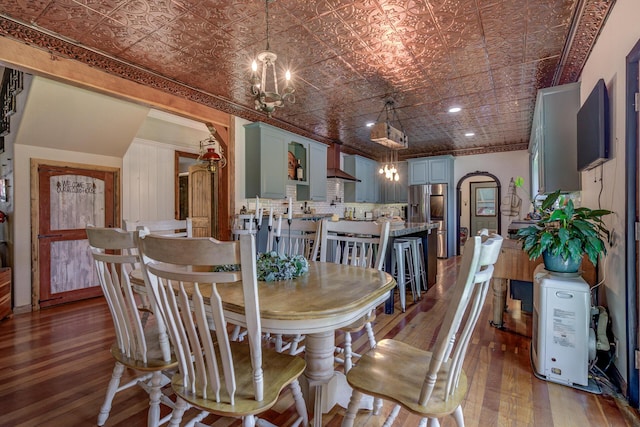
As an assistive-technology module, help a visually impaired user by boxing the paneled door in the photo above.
[36,163,118,308]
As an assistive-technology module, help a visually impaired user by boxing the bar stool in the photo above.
[397,236,428,293]
[391,240,417,312]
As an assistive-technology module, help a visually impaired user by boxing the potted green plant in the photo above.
[516,190,611,273]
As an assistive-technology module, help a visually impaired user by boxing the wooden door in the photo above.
[36,164,117,308]
[188,163,218,238]
[470,181,498,236]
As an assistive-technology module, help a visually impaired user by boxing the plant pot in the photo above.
[542,250,581,274]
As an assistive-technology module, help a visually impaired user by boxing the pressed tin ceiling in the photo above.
[0,0,615,160]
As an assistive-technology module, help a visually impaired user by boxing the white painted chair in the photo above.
[318,219,390,373]
[123,218,193,237]
[267,217,321,260]
[264,218,321,354]
[137,233,309,427]
[341,233,503,427]
[86,226,177,427]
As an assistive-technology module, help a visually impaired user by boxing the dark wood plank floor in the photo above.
[1,257,638,426]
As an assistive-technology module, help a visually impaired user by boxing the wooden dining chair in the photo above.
[136,233,309,427]
[123,218,193,237]
[267,217,321,260]
[86,226,177,427]
[341,233,503,427]
[262,218,322,354]
[318,219,390,373]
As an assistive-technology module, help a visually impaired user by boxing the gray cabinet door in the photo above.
[245,123,287,199]
[428,158,450,183]
[344,155,379,203]
[383,161,407,203]
[409,160,428,185]
[260,130,287,198]
[298,141,327,201]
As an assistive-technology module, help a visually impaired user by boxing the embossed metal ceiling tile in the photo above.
[187,0,256,24]
[527,0,576,26]
[117,38,187,74]
[524,29,568,63]
[332,1,386,30]
[0,0,50,22]
[34,0,100,41]
[78,17,149,56]
[164,10,234,45]
[106,0,187,37]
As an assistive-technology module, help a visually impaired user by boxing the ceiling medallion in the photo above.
[250,0,295,117]
[371,100,408,182]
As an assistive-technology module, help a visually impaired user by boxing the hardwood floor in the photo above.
[1,257,638,426]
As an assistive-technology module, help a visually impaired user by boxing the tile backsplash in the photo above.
[241,178,406,219]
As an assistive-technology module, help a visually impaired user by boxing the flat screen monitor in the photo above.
[576,78,610,171]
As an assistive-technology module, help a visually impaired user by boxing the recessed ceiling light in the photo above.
[366,122,375,127]
[465,132,475,137]
[448,107,462,113]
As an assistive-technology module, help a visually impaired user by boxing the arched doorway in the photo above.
[456,171,501,255]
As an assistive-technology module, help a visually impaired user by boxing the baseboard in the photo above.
[13,304,32,314]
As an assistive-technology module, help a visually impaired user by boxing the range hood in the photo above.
[326,144,360,181]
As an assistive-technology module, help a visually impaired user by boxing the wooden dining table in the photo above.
[131,260,395,427]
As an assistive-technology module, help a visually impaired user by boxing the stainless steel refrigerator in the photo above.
[408,183,448,258]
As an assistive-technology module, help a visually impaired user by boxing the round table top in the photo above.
[131,261,395,335]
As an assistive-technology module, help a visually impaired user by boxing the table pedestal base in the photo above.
[298,330,375,427]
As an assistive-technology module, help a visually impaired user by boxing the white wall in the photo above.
[454,150,530,240]
[122,139,198,222]
[578,0,640,384]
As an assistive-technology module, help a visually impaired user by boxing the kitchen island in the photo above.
[383,222,439,314]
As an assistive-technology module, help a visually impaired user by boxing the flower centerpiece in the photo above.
[516,190,611,273]
[256,251,309,282]
[214,251,309,282]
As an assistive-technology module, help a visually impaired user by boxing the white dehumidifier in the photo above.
[531,264,597,390]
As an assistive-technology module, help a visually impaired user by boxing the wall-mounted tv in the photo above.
[576,78,610,171]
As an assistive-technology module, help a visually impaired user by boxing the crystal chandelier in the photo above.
[372,100,407,181]
[198,128,227,173]
[250,0,295,117]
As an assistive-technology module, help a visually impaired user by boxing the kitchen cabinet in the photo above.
[245,122,288,199]
[245,122,327,201]
[343,155,379,203]
[407,155,453,185]
[382,161,408,203]
[529,82,581,194]
[297,141,327,201]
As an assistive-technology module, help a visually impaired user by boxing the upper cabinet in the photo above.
[382,161,408,203]
[529,82,581,195]
[343,155,379,203]
[297,141,327,201]
[408,155,453,185]
[244,122,327,200]
[245,122,288,199]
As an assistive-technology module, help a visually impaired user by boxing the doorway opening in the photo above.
[456,171,501,255]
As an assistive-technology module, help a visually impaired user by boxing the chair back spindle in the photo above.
[137,234,308,426]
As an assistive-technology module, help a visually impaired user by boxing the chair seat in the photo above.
[110,319,177,371]
[172,341,306,417]
[339,312,376,333]
[345,339,467,418]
